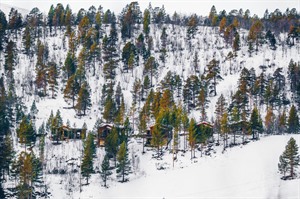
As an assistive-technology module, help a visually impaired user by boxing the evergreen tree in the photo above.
[81,133,95,184]
[63,52,77,79]
[151,124,165,157]
[30,100,38,118]
[15,151,43,199]
[197,87,208,121]
[17,116,36,149]
[288,105,299,134]
[75,81,92,116]
[22,25,33,56]
[116,141,131,182]
[278,137,300,178]
[205,59,222,96]
[100,154,112,187]
[187,15,198,49]
[105,127,119,166]
[159,27,168,66]
[144,56,157,87]
[48,61,59,98]
[143,9,150,37]
[221,112,229,149]
[215,94,227,142]
[265,107,275,134]
[4,40,16,80]
[188,118,197,159]
[278,110,287,133]
[0,10,7,51]
[103,95,116,123]
[250,106,263,139]
[64,74,80,108]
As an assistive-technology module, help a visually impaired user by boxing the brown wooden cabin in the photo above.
[59,126,86,140]
[50,125,86,142]
[144,124,173,147]
[97,123,125,147]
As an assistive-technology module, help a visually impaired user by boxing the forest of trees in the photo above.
[0,2,300,197]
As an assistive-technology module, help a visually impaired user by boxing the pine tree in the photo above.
[75,81,92,116]
[265,107,274,134]
[278,110,287,133]
[187,15,198,49]
[101,154,112,187]
[81,133,95,184]
[198,87,208,121]
[159,27,168,66]
[250,106,263,139]
[188,118,197,159]
[221,112,229,149]
[144,56,157,87]
[22,25,33,56]
[182,110,189,151]
[64,74,80,107]
[215,94,227,143]
[151,124,165,157]
[105,127,119,166]
[48,62,59,98]
[117,141,131,182]
[278,137,300,179]
[30,100,38,118]
[64,52,77,79]
[4,40,16,80]
[288,105,299,134]
[143,9,150,37]
[205,59,222,96]
[0,10,7,51]
[17,116,36,149]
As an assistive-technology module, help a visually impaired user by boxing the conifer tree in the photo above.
[288,105,299,134]
[221,112,229,149]
[105,127,119,166]
[75,81,92,116]
[182,110,189,151]
[250,106,263,139]
[265,107,275,134]
[143,9,150,37]
[30,100,38,118]
[101,154,112,187]
[17,116,36,149]
[81,133,95,184]
[151,124,165,157]
[22,25,33,56]
[64,52,77,81]
[205,59,222,96]
[278,110,287,133]
[64,74,80,108]
[198,87,208,121]
[0,10,7,51]
[48,62,59,98]
[144,56,157,87]
[4,40,16,80]
[160,27,168,66]
[188,118,197,159]
[278,137,300,178]
[117,141,131,183]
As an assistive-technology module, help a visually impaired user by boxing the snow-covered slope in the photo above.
[49,134,299,198]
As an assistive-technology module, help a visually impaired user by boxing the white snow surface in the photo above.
[48,134,300,199]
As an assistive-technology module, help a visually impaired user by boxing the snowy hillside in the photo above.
[0,3,300,199]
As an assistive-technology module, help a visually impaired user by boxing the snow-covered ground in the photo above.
[45,134,300,198]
